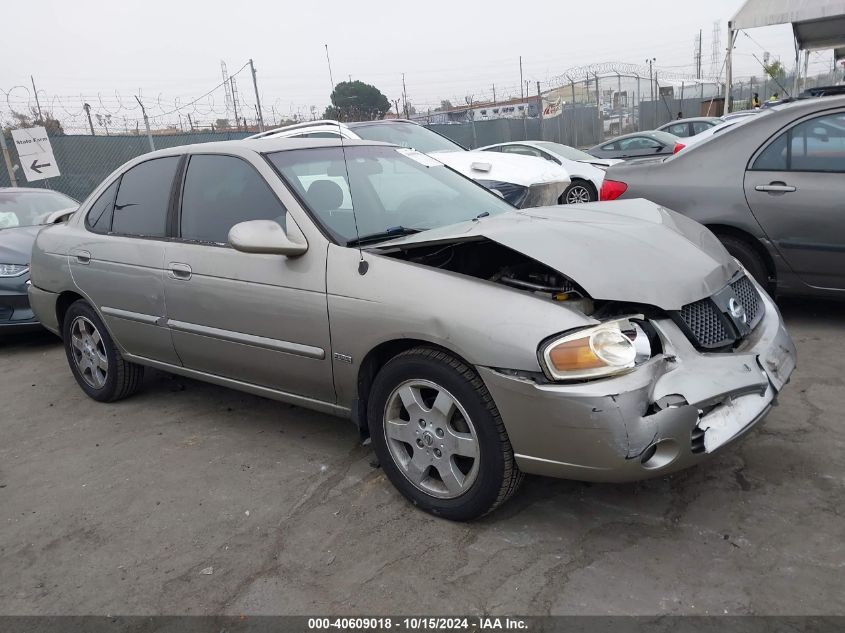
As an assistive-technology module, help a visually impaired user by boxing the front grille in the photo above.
[730,275,762,328]
[678,298,733,348]
[673,275,765,350]
[691,426,706,454]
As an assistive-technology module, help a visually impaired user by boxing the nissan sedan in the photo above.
[28,138,796,520]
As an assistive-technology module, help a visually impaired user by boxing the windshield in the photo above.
[0,190,77,228]
[267,145,513,245]
[349,122,465,154]
[534,142,596,162]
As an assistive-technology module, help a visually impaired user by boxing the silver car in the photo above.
[602,95,845,297]
[28,138,796,520]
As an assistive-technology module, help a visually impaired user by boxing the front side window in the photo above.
[752,112,845,173]
[268,146,513,244]
[180,154,286,244]
[692,120,714,134]
[112,157,180,237]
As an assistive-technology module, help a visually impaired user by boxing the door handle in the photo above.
[73,250,91,264]
[755,182,796,193]
[168,263,192,280]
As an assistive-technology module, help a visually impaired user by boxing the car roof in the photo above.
[347,119,418,128]
[595,130,678,147]
[135,137,391,160]
[659,117,721,125]
[0,186,65,194]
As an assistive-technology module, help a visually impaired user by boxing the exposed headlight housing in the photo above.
[476,180,529,208]
[0,264,29,277]
[539,316,652,381]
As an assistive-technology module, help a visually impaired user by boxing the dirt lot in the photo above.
[1,299,843,616]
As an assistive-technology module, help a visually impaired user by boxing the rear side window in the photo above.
[179,154,287,244]
[112,157,180,237]
[666,123,689,137]
[752,133,788,171]
[86,181,119,233]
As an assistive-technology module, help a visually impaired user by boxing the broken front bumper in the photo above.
[479,288,796,482]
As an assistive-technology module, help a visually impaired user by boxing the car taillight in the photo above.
[599,179,628,201]
[673,142,686,153]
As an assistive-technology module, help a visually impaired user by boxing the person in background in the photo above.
[752,92,760,108]
[676,111,683,119]
[769,93,779,102]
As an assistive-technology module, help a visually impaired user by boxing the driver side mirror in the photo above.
[229,219,308,257]
[45,207,78,224]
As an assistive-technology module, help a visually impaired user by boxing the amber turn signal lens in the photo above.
[548,338,606,372]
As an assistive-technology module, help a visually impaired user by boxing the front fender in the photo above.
[326,244,593,407]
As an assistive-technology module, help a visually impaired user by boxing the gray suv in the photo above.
[28,138,795,520]
[602,96,845,298]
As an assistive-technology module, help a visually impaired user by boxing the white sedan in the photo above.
[478,141,620,204]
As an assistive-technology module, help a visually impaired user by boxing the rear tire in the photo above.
[367,347,522,521]
[717,235,769,287]
[62,300,144,402]
[561,179,597,204]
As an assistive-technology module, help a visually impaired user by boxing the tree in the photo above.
[323,80,391,122]
[435,99,453,112]
[4,106,64,136]
[214,118,231,130]
[763,60,786,81]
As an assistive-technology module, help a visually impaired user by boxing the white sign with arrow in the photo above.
[11,126,61,182]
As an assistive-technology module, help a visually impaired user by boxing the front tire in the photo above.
[62,300,144,402]
[717,235,769,288]
[561,179,596,204]
[367,347,522,521]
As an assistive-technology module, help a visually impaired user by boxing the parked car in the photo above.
[249,120,570,208]
[0,187,77,333]
[588,130,681,160]
[28,138,795,520]
[656,117,723,138]
[600,96,845,298]
[676,114,766,150]
[479,141,618,203]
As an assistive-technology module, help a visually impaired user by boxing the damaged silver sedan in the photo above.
[28,138,796,521]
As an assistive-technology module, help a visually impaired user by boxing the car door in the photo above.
[70,156,182,365]
[744,110,845,290]
[162,152,334,402]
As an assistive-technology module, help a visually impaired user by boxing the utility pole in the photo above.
[83,103,95,135]
[249,58,265,132]
[0,129,17,187]
[134,95,155,152]
[231,77,239,130]
[697,30,703,79]
[31,75,44,122]
[187,113,194,132]
[519,57,524,100]
[394,99,400,119]
[492,84,496,105]
[401,73,408,119]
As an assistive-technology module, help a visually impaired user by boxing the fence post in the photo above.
[536,81,543,141]
[134,96,155,152]
[0,130,18,187]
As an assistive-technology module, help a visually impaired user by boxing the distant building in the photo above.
[412,96,539,125]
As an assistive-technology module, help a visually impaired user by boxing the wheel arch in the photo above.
[560,177,598,204]
[353,338,475,438]
[55,290,85,337]
[706,223,777,284]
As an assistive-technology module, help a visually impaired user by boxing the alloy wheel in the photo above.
[70,316,109,389]
[383,379,480,499]
[566,185,592,204]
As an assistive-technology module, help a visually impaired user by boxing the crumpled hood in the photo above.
[0,225,41,266]
[432,150,571,188]
[376,198,739,310]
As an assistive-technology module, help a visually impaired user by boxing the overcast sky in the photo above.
[1,0,836,124]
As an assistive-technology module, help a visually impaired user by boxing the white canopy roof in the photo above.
[730,0,845,49]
